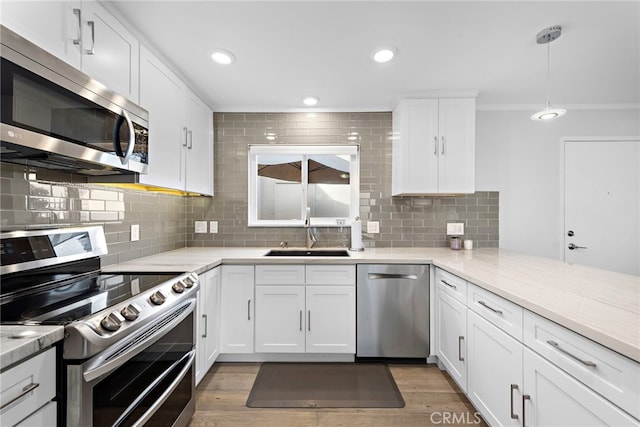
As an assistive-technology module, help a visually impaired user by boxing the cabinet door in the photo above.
[138,45,186,190]
[185,91,214,196]
[437,98,475,194]
[255,286,305,353]
[436,289,468,391]
[220,266,254,353]
[392,99,439,195]
[81,0,139,102]
[15,400,57,427]
[204,268,221,372]
[0,0,82,68]
[467,310,522,427]
[305,286,355,353]
[523,348,638,426]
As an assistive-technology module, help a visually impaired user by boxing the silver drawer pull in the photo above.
[458,336,464,361]
[478,300,503,315]
[546,340,597,367]
[440,279,457,290]
[0,382,40,410]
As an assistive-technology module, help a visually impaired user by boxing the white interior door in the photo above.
[564,139,640,275]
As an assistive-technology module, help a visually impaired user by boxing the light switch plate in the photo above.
[209,221,218,233]
[130,224,139,241]
[194,221,207,233]
[367,221,380,234]
[447,222,464,235]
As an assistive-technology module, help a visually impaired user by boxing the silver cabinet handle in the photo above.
[568,243,588,250]
[73,9,82,45]
[247,300,251,321]
[299,310,303,331]
[522,394,530,427]
[201,314,207,338]
[458,336,464,361]
[440,279,456,290]
[187,129,193,149]
[182,127,188,147]
[478,300,503,315]
[368,273,418,280]
[441,136,445,154]
[510,384,519,419]
[434,136,438,155]
[546,340,596,367]
[308,310,311,331]
[86,20,95,55]
[0,382,39,410]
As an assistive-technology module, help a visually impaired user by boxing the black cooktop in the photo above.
[0,271,180,325]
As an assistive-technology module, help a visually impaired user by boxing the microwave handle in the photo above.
[113,109,136,165]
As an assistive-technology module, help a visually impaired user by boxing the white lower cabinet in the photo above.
[220,265,255,353]
[436,289,467,391]
[467,310,522,426]
[0,347,57,427]
[195,267,221,385]
[254,265,356,355]
[255,285,306,353]
[523,348,637,426]
[305,285,355,353]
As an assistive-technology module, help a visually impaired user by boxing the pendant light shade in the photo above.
[531,26,566,121]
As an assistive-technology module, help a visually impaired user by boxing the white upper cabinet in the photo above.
[1,0,140,103]
[80,0,139,103]
[138,46,213,195]
[392,98,475,195]
[0,0,82,68]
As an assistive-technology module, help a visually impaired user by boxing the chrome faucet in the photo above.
[305,207,318,249]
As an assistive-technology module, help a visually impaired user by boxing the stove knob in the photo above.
[172,281,185,293]
[121,303,142,321]
[182,277,194,288]
[101,311,125,332]
[150,290,166,305]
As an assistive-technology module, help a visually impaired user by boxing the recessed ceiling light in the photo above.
[303,96,319,106]
[211,49,236,65]
[372,47,396,63]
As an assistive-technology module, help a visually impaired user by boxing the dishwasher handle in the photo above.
[367,273,418,280]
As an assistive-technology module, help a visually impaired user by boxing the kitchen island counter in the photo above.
[103,247,640,363]
[0,325,63,369]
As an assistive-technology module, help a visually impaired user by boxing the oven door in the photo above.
[66,299,195,427]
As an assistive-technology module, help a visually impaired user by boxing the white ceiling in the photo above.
[110,0,640,112]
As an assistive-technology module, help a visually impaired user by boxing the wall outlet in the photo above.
[130,224,140,241]
[367,221,380,234]
[194,221,207,233]
[209,221,218,233]
[447,222,465,235]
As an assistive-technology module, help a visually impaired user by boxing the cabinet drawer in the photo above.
[467,283,523,341]
[306,265,355,285]
[0,347,56,427]
[524,310,640,419]
[435,268,467,304]
[255,265,305,285]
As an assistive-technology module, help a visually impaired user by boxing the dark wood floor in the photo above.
[189,363,486,426]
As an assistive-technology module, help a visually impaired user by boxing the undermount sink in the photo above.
[264,249,350,257]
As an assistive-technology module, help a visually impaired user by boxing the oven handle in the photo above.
[112,349,195,427]
[82,298,195,382]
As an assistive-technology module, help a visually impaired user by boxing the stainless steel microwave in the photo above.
[0,25,149,177]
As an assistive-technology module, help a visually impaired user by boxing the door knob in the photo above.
[568,243,587,250]
[567,230,574,237]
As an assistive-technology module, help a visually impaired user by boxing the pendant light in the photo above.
[531,25,566,121]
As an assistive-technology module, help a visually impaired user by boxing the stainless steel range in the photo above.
[0,226,198,427]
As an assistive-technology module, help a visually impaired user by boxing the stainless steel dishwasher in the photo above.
[356,264,429,358]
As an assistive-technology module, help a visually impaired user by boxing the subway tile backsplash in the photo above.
[0,112,498,263]
[186,112,498,249]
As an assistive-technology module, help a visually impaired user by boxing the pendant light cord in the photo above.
[546,41,551,108]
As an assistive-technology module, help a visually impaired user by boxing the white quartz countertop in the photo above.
[103,247,640,363]
[0,325,64,369]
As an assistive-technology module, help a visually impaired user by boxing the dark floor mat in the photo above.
[246,362,405,408]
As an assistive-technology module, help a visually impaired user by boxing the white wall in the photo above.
[475,109,640,260]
